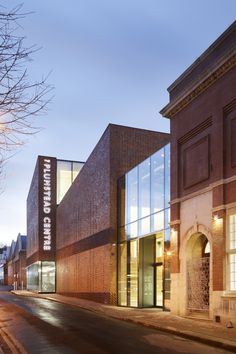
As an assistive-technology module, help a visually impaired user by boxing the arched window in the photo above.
[204,241,210,256]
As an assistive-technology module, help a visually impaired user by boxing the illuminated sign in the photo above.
[42,159,52,251]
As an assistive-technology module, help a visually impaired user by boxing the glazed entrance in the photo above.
[139,234,164,307]
[117,143,171,309]
[118,233,171,309]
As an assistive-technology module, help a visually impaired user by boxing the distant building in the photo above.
[5,234,27,289]
[13,234,27,289]
[0,246,10,285]
[7,240,16,286]
[161,21,236,321]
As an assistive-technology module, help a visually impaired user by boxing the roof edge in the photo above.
[167,21,236,94]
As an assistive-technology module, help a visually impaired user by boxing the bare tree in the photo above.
[0,4,52,167]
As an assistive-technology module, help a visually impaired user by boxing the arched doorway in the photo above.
[186,233,210,314]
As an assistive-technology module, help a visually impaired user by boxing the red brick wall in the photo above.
[171,66,236,202]
[57,128,111,249]
[212,213,226,291]
[170,67,236,277]
[57,244,114,303]
[27,156,57,265]
[56,124,170,303]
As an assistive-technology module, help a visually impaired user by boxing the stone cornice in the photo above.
[171,174,236,206]
[170,220,181,226]
[212,202,236,213]
[160,53,236,119]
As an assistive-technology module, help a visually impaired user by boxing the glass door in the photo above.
[139,235,155,307]
[155,232,163,307]
[129,240,138,307]
[155,263,163,307]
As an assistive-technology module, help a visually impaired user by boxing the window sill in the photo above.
[222,291,236,298]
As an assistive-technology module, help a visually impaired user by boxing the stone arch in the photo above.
[180,223,212,315]
[180,223,212,261]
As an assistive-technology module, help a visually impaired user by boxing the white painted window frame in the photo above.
[226,208,236,293]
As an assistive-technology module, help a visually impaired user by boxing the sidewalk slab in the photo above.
[12,290,236,353]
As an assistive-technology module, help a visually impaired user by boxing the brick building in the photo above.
[6,240,16,287]
[5,234,26,289]
[161,21,236,321]
[12,234,27,289]
[27,156,84,292]
[0,246,10,285]
[26,21,236,320]
[56,124,169,304]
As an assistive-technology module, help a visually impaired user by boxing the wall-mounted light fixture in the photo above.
[213,214,220,222]
[171,227,177,238]
[212,213,223,227]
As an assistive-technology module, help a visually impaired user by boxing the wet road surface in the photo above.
[0,291,233,354]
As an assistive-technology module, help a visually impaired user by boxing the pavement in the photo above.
[9,290,236,353]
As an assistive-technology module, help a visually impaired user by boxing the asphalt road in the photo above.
[0,291,233,354]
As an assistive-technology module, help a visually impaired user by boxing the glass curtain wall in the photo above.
[27,261,56,292]
[27,262,40,291]
[118,144,170,308]
[57,160,84,204]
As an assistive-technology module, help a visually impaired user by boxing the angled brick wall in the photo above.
[56,124,170,303]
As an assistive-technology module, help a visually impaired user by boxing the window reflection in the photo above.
[57,160,84,204]
[27,262,40,291]
[230,254,236,291]
[41,261,55,292]
[27,261,55,293]
[164,144,170,209]
[151,149,164,213]
[153,211,164,231]
[129,222,138,239]
[118,143,170,241]
[228,214,236,291]
[140,216,150,236]
[118,177,126,227]
[139,158,150,219]
[72,162,83,181]
[164,208,170,229]
[57,161,72,204]
[126,167,138,224]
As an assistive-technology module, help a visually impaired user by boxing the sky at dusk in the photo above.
[0,0,236,246]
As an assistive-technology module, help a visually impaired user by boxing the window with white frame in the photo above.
[228,213,236,291]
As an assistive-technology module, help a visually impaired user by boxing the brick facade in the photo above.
[6,235,27,289]
[56,124,170,304]
[161,21,236,320]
